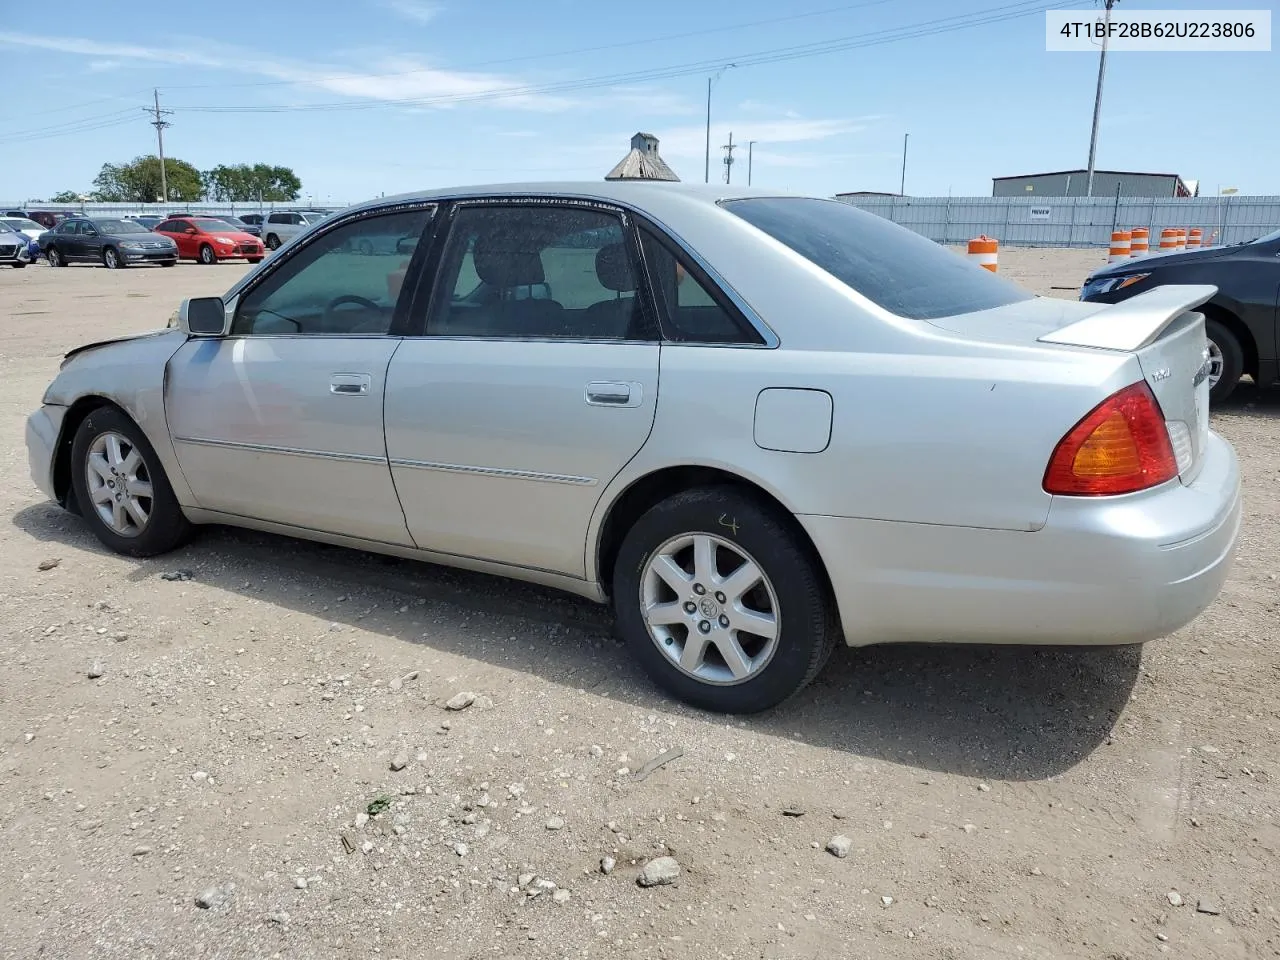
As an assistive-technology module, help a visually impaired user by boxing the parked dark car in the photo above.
[7,209,73,229]
[1080,228,1280,403]
[123,215,165,230]
[212,215,261,238]
[40,216,178,269]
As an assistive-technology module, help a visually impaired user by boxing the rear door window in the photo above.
[720,197,1032,320]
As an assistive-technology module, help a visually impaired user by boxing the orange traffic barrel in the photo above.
[1159,228,1178,253]
[1130,227,1149,257]
[1175,228,1187,251]
[1187,228,1203,249]
[967,235,998,272]
[1108,229,1132,263]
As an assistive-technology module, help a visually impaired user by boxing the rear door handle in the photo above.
[586,381,642,407]
[330,373,372,396]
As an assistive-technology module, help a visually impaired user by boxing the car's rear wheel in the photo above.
[47,246,64,267]
[198,244,215,265]
[265,234,281,250]
[11,262,26,269]
[69,406,193,557]
[1205,319,1243,404]
[102,247,122,269]
[612,486,837,713]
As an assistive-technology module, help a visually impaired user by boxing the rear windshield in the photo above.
[720,197,1033,320]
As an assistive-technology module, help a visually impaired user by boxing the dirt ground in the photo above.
[1,251,1277,960]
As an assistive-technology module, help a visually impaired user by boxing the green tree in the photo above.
[48,190,84,203]
[92,155,205,203]
[202,163,302,202]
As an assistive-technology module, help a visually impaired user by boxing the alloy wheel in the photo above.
[84,431,153,537]
[1206,338,1224,388]
[640,533,780,686]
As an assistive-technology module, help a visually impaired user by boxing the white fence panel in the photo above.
[839,195,1280,248]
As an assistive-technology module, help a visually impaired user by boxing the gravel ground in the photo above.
[1,254,1277,960]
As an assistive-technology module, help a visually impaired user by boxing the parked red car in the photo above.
[154,215,264,265]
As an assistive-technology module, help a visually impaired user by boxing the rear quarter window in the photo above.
[720,197,1032,320]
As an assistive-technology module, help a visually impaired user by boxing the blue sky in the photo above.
[0,0,1273,204]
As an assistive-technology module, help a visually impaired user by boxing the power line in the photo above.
[173,0,1069,115]
[0,111,142,145]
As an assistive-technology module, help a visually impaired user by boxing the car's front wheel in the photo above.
[198,244,216,265]
[69,406,193,557]
[1204,319,1243,404]
[102,247,122,269]
[612,486,837,713]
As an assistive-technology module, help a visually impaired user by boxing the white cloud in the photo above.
[0,30,572,113]
[380,0,442,24]
[87,59,123,72]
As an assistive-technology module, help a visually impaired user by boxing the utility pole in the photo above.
[900,133,909,195]
[1085,0,1118,197]
[722,132,736,185]
[747,140,757,186]
[704,64,734,184]
[144,89,174,203]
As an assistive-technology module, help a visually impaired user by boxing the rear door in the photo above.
[383,199,661,577]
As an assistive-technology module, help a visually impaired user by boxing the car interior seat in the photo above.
[580,243,639,339]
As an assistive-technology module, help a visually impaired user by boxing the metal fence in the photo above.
[836,194,1280,248]
[0,201,354,218]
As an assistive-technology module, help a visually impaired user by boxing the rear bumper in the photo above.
[801,431,1242,647]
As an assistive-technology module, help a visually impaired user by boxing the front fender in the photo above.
[43,328,196,507]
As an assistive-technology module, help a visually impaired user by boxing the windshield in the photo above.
[2,218,42,232]
[193,218,242,232]
[301,212,328,222]
[721,197,1033,320]
[96,219,151,234]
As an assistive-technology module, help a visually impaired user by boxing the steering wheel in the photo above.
[323,294,383,332]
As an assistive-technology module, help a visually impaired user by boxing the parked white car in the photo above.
[260,210,331,250]
[25,182,1242,713]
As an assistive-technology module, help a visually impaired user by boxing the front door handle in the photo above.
[330,373,372,396]
[586,381,642,407]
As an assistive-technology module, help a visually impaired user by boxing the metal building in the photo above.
[605,133,680,182]
[992,169,1197,199]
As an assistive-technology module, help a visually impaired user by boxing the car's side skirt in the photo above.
[181,506,609,604]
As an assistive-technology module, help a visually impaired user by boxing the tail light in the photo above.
[1043,381,1178,496]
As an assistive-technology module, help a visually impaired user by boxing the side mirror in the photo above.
[185,227,198,235]
[179,297,228,336]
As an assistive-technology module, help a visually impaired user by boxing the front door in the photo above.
[165,205,436,544]
[384,201,660,578]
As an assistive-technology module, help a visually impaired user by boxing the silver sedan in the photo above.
[25,182,1242,713]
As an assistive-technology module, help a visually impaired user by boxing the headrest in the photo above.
[473,233,544,287]
[594,243,634,293]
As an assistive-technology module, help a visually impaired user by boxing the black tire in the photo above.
[102,247,123,269]
[69,406,193,558]
[1205,318,1243,404]
[612,486,837,714]
[198,244,215,265]
[11,262,26,268]
[247,257,263,264]
[160,259,176,267]
[265,234,281,250]
[46,246,65,267]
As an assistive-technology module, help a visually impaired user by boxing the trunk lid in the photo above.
[923,285,1217,484]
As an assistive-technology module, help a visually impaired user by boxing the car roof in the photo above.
[349,180,802,213]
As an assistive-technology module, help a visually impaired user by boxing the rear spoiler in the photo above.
[1038,284,1218,352]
